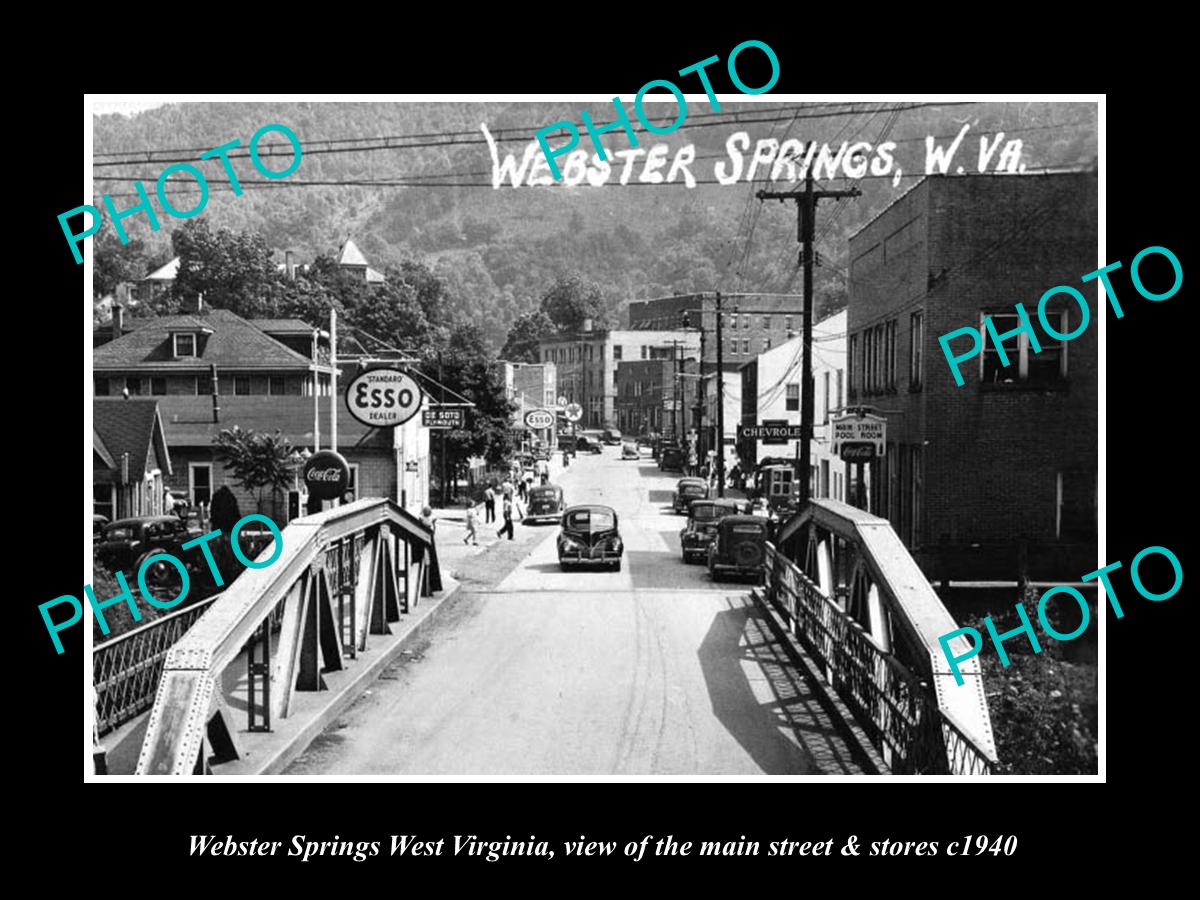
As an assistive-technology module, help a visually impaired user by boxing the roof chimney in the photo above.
[111,303,124,342]
[210,363,220,424]
[285,250,296,280]
[194,292,205,315]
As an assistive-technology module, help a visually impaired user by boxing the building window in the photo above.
[196,375,214,395]
[729,313,738,330]
[763,337,771,352]
[269,376,286,396]
[173,333,197,357]
[94,483,114,521]
[347,464,359,502]
[743,316,750,330]
[125,377,142,396]
[848,334,858,399]
[786,383,800,412]
[823,371,831,423]
[886,319,897,390]
[189,463,212,506]
[1057,468,1096,541]
[151,377,167,396]
[910,311,924,390]
[980,310,1068,386]
[234,376,252,396]
[762,316,771,329]
[613,345,622,361]
[785,315,793,331]
[641,345,648,360]
[94,377,109,397]
[836,369,844,411]
[742,339,750,354]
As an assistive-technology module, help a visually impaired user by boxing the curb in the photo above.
[241,579,467,776]
[749,587,889,775]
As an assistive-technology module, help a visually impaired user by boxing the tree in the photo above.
[434,322,518,476]
[169,221,277,317]
[500,310,556,363]
[212,427,296,513]
[539,273,605,332]
[93,230,161,300]
[209,485,242,534]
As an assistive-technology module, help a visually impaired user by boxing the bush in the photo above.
[964,587,1098,775]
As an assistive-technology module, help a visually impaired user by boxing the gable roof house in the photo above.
[91,299,430,524]
[93,398,173,521]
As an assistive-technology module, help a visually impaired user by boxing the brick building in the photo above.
[615,357,698,439]
[846,172,1098,582]
[538,326,699,428]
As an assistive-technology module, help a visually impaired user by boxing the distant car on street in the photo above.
[672,477,709,514]
[532,443,552,461]
[525,483,565,523]
[679,498,743,563]
[707,515,770,582]
[601,428,622,446]
[659,443,684,472]
[574,435,603,455]
[621,441,639,460]
[557,505,624,571]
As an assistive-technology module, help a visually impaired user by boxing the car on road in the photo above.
[672,477,709,514]
[532,442,552,461]
[525,483,565,523]
[659,443,684,471]
[96,514,198,595]
[679,498,743,563]
[574,435,604,455]
[601,428,623,446]
[557,505,624,571]
[707,515,770,582]
[621,441,639,460]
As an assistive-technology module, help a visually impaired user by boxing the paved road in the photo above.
[285,449,863,775]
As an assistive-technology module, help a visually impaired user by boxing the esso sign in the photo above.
[524,409,555,430]
[344,368,423,427]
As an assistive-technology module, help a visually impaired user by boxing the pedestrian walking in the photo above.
[518,477,528,502]
[484,485,496,523]
[420,505,436,534]
[501,477,514,500]
[497,496,515,540]
[464,505,479,545]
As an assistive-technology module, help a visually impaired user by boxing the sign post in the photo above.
[831,411,886,511]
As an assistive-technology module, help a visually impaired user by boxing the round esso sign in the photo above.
[345,368,423,427]
[524,409,555,430]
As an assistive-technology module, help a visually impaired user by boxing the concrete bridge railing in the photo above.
[131,498,433,775]
[768,499,998,774]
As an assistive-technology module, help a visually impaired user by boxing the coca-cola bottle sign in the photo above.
[303,450,350,500]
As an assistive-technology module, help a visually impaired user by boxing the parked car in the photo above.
[601,428,622,446]
[532,443,552,461]
[557,505,624,571]
[574,435,604,454]
[707,515,770,582]
[525,483,565,523]
[96,515,197,595]
[621,441,639,460]
[672,477,709,514]
[659,443,684,471]
[679,498,743,563]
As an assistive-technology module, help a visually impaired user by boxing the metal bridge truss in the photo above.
[120,499,432,775]
[769,499,998,774]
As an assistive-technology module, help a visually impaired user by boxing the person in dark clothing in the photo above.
[484,485,496,523]
[497,496,515,540]
[517,477,528,502]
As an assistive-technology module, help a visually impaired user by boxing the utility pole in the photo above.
[714,291,725,498]
[437,351,447,506]
[758,173,860,509]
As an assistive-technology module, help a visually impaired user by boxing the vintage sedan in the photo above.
[621,441,639,460]
[525,483,565,523]
[574,435,604,455]
[679,498,743,563]
[557,505,624,571]
[707,515,770,582]
[659,443,685,472]
[672,477,709,514]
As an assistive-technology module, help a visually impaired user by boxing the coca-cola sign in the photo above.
[303,450,350,500]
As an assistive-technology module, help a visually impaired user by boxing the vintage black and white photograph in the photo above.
[84,96,1100,777]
